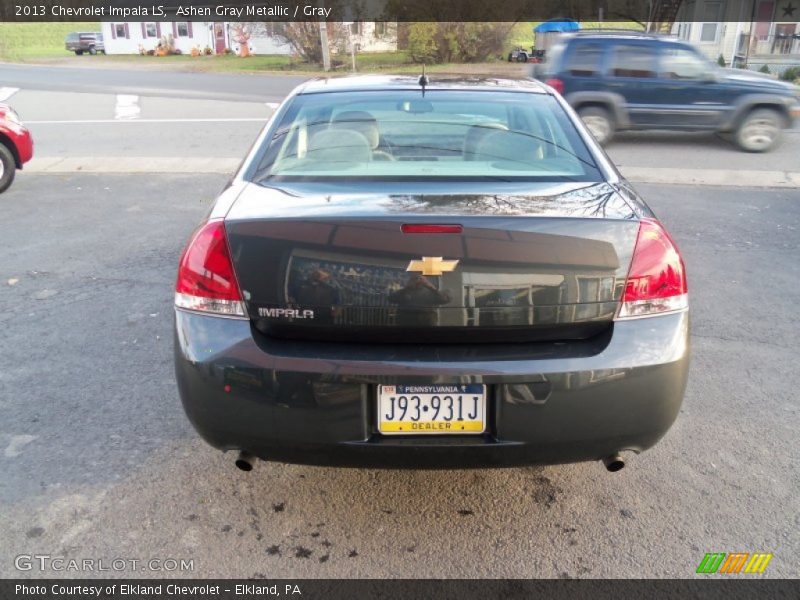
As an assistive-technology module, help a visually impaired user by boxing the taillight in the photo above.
[617,218,688,319]
[545,78,564,95]
[175,220,246,318]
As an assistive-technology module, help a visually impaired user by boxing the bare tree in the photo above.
[229,23,254,57]
[273,22,348,65]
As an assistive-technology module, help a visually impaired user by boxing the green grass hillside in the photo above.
[0,22,100,61]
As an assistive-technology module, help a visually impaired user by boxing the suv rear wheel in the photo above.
[578,106,615,145]
[88,46,97,55]
[0,144,17,194]
[735,108,783,152]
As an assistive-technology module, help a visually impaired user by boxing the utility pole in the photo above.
[319,22,331,72]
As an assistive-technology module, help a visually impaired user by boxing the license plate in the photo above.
[378,384,486,435]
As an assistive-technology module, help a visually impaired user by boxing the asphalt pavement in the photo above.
[0,62,306,102]
[0,174,797,578]
[0,65,798,579]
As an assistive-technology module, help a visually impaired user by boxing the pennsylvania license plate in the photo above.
[378,384,487,435]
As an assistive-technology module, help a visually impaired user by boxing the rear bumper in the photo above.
[174,309,690,468]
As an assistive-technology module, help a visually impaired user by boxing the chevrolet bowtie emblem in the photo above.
[406,257,460,277]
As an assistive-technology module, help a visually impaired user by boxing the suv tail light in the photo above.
[545,78,564,95]
[617,218,688,319]
[175,220,246,318]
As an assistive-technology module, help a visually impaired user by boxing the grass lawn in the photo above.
[0,22,100,61]
[69,51,524,77]
[85,51,414,74]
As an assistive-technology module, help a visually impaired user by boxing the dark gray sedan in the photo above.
[174,76,689,472]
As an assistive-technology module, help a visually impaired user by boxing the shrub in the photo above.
[407,22,512,64]
[717,54,726,67]
[758,64,770,74]
[779,66,800,81]
[203,45,212,56]
[407,22,438,64]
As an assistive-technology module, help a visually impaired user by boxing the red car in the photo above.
[0,104,33,193]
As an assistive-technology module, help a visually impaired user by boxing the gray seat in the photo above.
[331,111,394,161]
[307,129,372,163]
[463,122,509,161]
[472,130,545,168]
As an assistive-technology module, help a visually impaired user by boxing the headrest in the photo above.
[473,130,544,167]
[307,129,372,162]
[332,111,380,150]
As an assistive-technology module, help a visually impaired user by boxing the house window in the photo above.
[114,23,126,39]
[772,23,798,55]
[350,22,363,36]
[699,1,724,43]
[176,22,190,37]
[755,1,775,41]
[145,22,158,38]
[374,22,386,37]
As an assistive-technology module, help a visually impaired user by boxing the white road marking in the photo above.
[114,94,140,120]
[24,118,268,124]
[0,87,20,101]
[4,434,37,458]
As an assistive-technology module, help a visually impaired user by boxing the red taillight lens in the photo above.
[617,218,688,319]
[401,224,463,234]
[175,220,246,317]
[545,78,564,95]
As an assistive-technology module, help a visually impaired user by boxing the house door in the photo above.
[213,23,226,54]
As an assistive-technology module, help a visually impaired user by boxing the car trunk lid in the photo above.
[225,181,640,343]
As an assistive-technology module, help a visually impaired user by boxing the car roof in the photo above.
[295,75,551,95]
[561,32,684,45]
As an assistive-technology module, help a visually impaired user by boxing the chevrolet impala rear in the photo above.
[173,77,689,471]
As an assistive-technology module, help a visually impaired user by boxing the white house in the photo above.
[102,21,219,54]
[672,0,800,72]
[101,21,397,56]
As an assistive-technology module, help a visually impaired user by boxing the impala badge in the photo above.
[406,257,459,277]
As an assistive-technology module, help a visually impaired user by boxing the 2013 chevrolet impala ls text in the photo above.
[173,76,689,472]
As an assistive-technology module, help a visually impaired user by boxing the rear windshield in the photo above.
[252,90,602,183]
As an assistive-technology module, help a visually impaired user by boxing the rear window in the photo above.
[253,90,601,183]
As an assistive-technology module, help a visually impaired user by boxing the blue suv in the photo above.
[535,32,800,152]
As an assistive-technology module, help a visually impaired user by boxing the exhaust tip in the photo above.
[602,454,625,472]
[235,451,254,472]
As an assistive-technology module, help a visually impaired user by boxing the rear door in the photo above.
[602,42,662,127]
[559,40,607,96]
